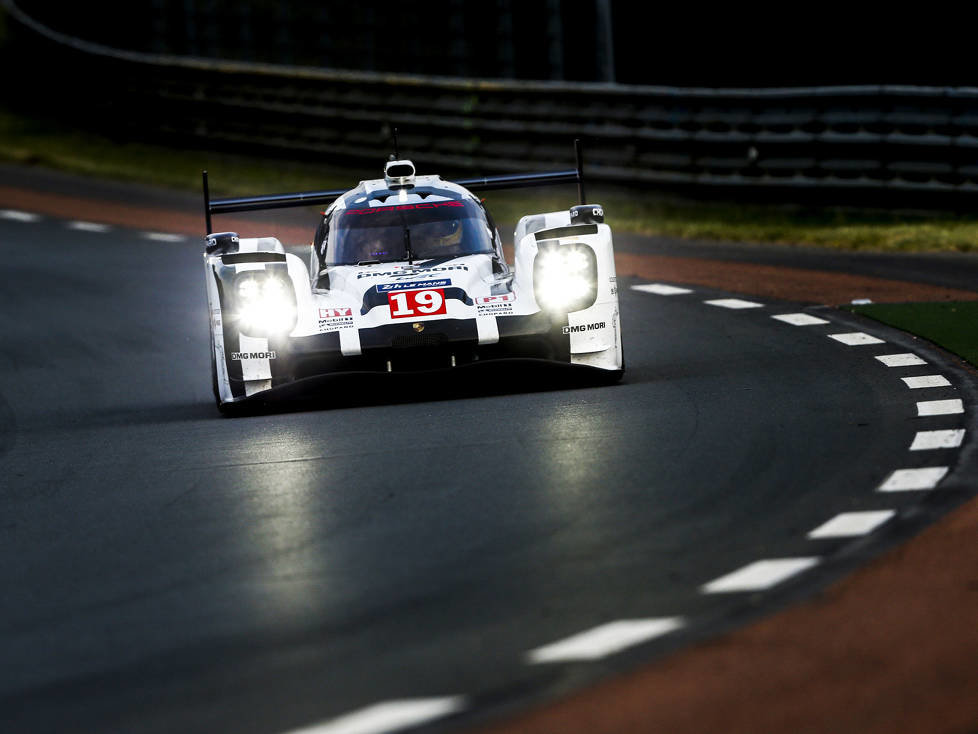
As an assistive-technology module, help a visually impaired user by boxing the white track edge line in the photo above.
[526,618,685,663]
[878,466,950,492]
[807,510,896,539]
[910,429,966,451]
[701,557,821,594]
[280,697,466,734]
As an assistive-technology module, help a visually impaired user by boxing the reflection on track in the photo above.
[1,216,973,734]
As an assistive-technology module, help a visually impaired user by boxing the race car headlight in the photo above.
[232,272,297,336]
[532,242,598,313]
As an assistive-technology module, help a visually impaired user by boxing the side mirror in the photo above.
[569,204,604,225]
[205,231,239,255]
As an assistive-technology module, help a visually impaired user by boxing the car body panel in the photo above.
[203,162,622,409]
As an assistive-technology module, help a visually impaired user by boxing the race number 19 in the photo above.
[388,288,447,318]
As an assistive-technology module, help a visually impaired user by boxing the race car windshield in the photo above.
[326,199,494,265]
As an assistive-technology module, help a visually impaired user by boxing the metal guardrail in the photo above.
[7,0,978,198]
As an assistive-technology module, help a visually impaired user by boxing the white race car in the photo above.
[203,143,623,412]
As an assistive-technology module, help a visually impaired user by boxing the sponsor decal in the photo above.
[356,265,468,279]
[571,206,604,220]
[377,279,450,293]
[319,307,353,318]
[345,201,464,215]
[318,306,355,332]
[318,320,354,332]
[562,322,606,334]
[475,293,516,315]
[231,351,277,360]
[474,294,516,305]
[388,288,447,319]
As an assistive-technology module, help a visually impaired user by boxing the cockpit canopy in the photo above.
[324,198,494,266]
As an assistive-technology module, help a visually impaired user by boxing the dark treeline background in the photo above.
[13,1,975,87]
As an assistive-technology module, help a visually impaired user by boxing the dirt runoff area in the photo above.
[478,266,978,733]
[613,252,978,305]
[6,182,978,734]
[476,498,978,734]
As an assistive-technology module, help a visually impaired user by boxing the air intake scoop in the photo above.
[385,160,416,187]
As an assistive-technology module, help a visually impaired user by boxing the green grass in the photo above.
[611,199,978,254]
[5,107,978,253]
[850,302,978,366]
[0,110,358,197]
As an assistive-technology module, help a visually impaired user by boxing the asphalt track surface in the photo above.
[2,182,978,733]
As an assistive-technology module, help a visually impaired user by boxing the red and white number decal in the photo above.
[388,288,447,319]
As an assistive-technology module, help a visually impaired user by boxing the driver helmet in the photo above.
[426,218,463,249]
[344,227,381,262]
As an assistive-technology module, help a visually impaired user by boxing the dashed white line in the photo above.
[243,283,967,717]
[705,298,764,310]
[901,375,951,389]
[143,232,186,242]
[0,209,40,222]
[631,283,693,295]
[701,557,820,593]
[878,466,949,492]
[771,313,830,326]
[828,332,885,346]
[67,220,112,233]
[807,510,896,539]
[910,429,966,451]
[281,698,466,734]
[526,618,685,663]
[876,353,927,367]
[917,399,964,417]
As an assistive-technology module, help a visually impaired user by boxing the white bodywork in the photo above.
[205,174,622,407]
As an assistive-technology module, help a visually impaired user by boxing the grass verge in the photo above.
[4,108,978,252]
[0,110,359,196]
[850,302,978,366]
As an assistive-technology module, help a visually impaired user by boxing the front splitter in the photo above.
[219,358,623,415]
